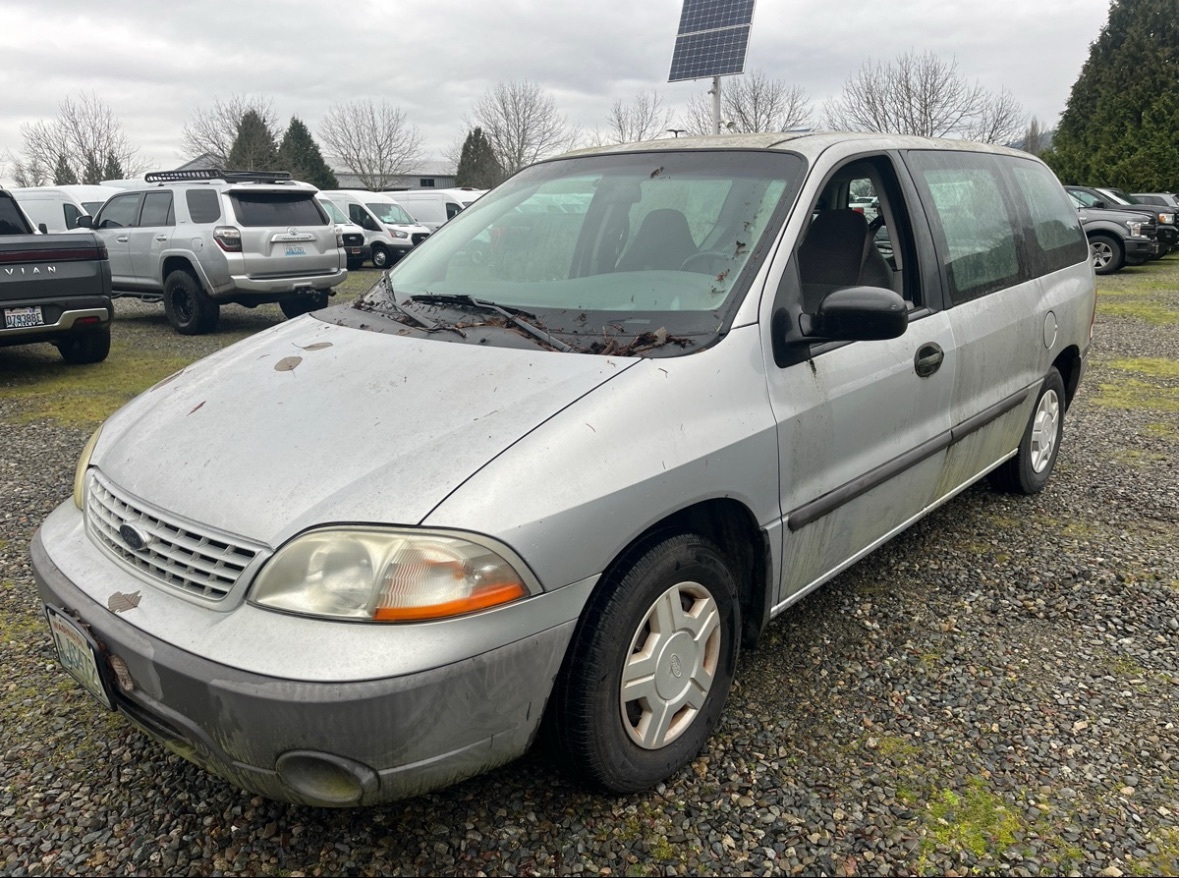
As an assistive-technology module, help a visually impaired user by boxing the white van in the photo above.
[390,188,487,231]
[56,185,123,217]
[9,187,92,233]
[319,190,431,268]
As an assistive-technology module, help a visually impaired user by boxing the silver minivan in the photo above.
[33,133,1095,807]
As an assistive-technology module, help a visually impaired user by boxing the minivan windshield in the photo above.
[367,202,416,225]
[364,149,804,353]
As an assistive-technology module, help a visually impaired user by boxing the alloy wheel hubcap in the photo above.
[620,581,720,749]
[1030,389,1061,473]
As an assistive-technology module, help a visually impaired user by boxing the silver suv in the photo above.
[81,170,347,334]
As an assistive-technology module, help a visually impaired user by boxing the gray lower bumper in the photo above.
[31,530,575,807]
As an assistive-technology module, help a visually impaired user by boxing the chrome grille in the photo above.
[86,471,262,601]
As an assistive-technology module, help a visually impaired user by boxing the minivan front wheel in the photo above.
[1089,233,1124,275]
[552,533,740,793]
[164,270,220,335]
[989,367,1066,495]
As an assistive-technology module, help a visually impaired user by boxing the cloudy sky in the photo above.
[0,0,1111,182]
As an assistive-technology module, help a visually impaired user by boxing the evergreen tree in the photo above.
[53,154,78,185]
[227,110,280,172]
[278,117,338,188]
[81,151,103,185]
[1044,0,1179,190]
[456,128,503,188]
[102,153,124,181]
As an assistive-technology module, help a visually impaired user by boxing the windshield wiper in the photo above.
[374,274,465,337]
[407,293,573,352]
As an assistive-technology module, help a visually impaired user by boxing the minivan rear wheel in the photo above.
[551,533,740,793]
[989,367,1066,495]
[164,270,220,335]
[1089,233,1124,275]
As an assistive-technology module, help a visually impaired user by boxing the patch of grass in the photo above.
[1090,379,1179,413]
[922,777,1023,860]
[1107,357,1179,379]
[1097,299,1179,325]
[1144,421,1179,439]
[2,341,189,428]
[1128,827,1179,877]
[1110,449,1173,467]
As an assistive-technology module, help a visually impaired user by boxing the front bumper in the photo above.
[31,525,578,807]
[1124,237,1155,264]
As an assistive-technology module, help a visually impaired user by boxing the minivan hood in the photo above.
[95,317,633,545]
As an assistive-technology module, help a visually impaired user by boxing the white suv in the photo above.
[81,170,347,334]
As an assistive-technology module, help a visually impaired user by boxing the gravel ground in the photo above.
[1,269,1177,877]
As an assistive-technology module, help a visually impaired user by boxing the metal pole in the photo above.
[712,75,722,135]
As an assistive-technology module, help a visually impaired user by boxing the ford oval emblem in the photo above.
[118,523,151,552]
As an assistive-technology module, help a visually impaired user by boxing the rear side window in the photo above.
[140,192,175,227]
[186,189,221,223]
[1007,160,1088,275]
[230,193,326,227]
[0,197,31,234]
[905,151,1023,304]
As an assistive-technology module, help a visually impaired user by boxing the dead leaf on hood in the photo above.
[297,342,333,351]
[274,356,302,372]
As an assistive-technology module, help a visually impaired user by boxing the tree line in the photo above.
[4,3,1174,193]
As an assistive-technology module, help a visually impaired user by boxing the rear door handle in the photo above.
[914,343,944,378]
[155,235,168,242]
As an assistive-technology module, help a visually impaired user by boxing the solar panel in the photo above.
[677,0,755,35]
[668,0,756,82]
[668,29,751,82]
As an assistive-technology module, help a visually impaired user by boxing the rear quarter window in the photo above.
[230,193,326,227]
[185,189,222,224]
[905,151,1024,304]
[1007,159,1088,275]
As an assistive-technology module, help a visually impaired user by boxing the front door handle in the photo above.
[116,235,129,243]
[155,235,168,242]
[914,343,944,378]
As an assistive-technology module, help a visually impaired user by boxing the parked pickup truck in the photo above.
[0,188,114,363]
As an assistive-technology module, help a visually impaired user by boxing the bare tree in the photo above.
[684,71,811,135]
[589,91,675,145]
[823,51,1026,144]
[12,92,148,184]
[468,81,578,176]
[318,100,423,190]
[1021,116,1045,155]
[181,95,279,165]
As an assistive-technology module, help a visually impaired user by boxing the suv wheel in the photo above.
[164,270,220,335]
[56,326,111,364]
[280,291,330,319]
[371,244,391,269]
[1089,233,1124,275]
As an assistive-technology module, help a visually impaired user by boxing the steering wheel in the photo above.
[680,250,731,274]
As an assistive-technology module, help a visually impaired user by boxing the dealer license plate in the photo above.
[285,245,306,257]
[4,305,44,329]
[45,605,114,709]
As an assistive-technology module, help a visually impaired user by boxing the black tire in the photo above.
[371,244,391,269]
[279,290,330,319]
[551,533,741,793]
[163,270,219,335]
[346,257,365,271]
[57,326,111,364]
[989,367,1066,495]
[1089,233,1124,275]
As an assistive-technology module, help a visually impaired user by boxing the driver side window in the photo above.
[794,157,917,314]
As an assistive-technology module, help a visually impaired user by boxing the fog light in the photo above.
[275,751,378,806]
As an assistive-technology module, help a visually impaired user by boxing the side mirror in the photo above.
[76,215,94,229]
[1092,199,1107,209]
[799,286,908,342]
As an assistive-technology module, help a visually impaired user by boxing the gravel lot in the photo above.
[1,266,1177,877]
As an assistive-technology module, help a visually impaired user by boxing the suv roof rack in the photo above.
[143,169,293,184]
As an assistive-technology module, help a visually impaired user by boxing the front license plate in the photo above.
[4,305,44,329]
[45,605,114,709]
[285,245,306,257]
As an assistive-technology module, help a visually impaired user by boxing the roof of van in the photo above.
[560,131,1032,161]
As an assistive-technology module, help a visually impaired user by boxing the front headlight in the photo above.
[392,230,409,239]
[1126,220,1146,237]
[1159,212,1175,225]
[250,528,535,621]
[72,425,103,510]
